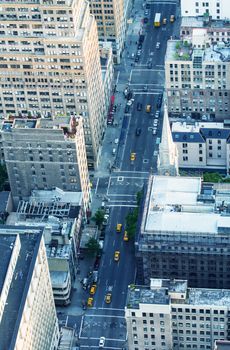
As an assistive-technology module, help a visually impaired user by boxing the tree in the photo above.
[85,237,100,257]
[136,191,143,206]
[92,209,105,228]
[0,164,8,191]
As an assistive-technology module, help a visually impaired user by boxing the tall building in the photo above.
[181,0,230,20]
[1,115,91,210]
[0,0,106,167]
[0,226,60,350]
[88,0,131,63]
[7,187,84,306]
[165,36,230,121]
[125,278,230,350]
[136,174,230,289]
[157,105,179,176]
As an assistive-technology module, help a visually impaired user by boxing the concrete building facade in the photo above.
[88,0,131,63]
[136,175,230,289]
[1,115,91,210]
[0,226,60,350]
[126,278,230,350]
[172,121,230,173]
[181,0,230,20]
[165,36,230,121]
[0,0,106,167]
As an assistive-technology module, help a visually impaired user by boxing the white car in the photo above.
[153,119,158,126]
[99,337,105,348]
[156,42,160,49]
[114,138,119,144]
[127,100,133,106]
[152,128,157,135]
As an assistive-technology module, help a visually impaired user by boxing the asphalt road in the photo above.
[61,1,179,349]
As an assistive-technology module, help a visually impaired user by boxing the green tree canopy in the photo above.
[92,209,105,228]
[0,164,7,191]
[85,237,100,257]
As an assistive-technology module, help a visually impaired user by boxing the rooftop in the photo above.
[172,121,230,143]
[143,175,230,235]
[1,115,82,140]
[166,39,230,62]
[181,16,230,29]
[0,226,43,350]
[126,279,230,309]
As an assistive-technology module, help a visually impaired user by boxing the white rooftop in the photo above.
[30,187,82,205]
[172,121,225,133]
[144,176,230,234]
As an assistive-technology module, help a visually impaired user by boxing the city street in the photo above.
[59,0,179,349]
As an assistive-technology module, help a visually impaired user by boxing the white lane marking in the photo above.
[116,71,120,85]
[94,177,99,194]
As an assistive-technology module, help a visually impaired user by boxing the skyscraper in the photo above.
[89,0,131,63]
[0,0,106,167]
[0,226,60,350]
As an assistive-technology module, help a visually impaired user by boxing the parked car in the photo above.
[125,105,130,113]
[137,102,142,111]
[135,128,141,136]
[147,61,152,69]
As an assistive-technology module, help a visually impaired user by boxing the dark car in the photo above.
[146,3,150,9]
[135,55,139,62]
[94,255,101,270]
[157,94,163,108]
[139,34,145,43]
[137,102,142,111]
[125,105,130,113]
[137,43,142,50]
[136,128,141,136]
[144,17,148,23]
[127,91,133,100]
[147,61,152,69]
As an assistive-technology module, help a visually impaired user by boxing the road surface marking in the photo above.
[108,204,138,208]
[94,177,99,194]
[113,240,115,247]
[106,176,112,196]
[107,194,134,197]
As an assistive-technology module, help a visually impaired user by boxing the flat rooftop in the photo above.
[143,176,230,235]
[166,40,230,62]
[127,287,170,309]
[127,280,230,309]
[0,226,43,350]
[181,16,230,29]
[50,271,69,287]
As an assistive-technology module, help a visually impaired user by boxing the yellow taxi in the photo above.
[130,153,136,161]
[114,251,120,261]
[87,297,93,307]
[105,293,112,304]
[89,284,97,295]
[123,231,129,241]
[116,223,122,232]
[170,15,175,23]
[163,18,167,24]
[146,104,151,113]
